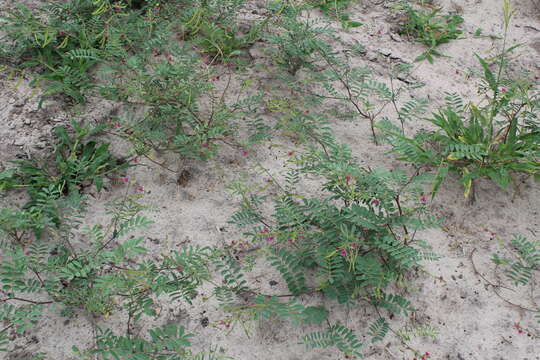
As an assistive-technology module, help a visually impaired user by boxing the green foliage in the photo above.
[0,0,183,104]
[301,324,363,358]
[102,52,232,161]
[368,317,389,343]
[74,324,227,360]
[300,54,424,144]
[396,324,439,342]
[4,122,125,197]
[0,122,126,239]
[491,234,540,324]
[266,6,333,75]
[229,141,439,349]
[178,0,265,62]
[492,234,540,287]
[397,2,463,62]
[0,194,221,354]
[380,3,539,201]
[310,0,363,29]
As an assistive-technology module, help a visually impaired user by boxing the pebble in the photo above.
[14,136,27,146]
[378,48,392,57]
[390,33,402,42]
[366,51,378,62]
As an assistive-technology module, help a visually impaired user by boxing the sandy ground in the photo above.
[1,0,539,359]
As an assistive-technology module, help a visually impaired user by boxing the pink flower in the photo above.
[345,176,352,184]
[266,236,274,243]
[340,249,348,256]
[135,186,144,192]
[242,150,249,156]
[261,228,269,233]
[287,151,294,156]
[122,177,129,183]
[420,195,428,204]
[131,157,140,163]
[287,238,294,243]
[501,87,508,92]
[204,61,211,65]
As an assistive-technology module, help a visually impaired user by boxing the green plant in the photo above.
[181,0,274,63]
[4,122,128,196]
[380,1,539,202]
[0,121,127,239]
[397,2,463,63]
[101,52,241,161]
[310,0,363,29]
[266,5,333,75]
[491,234,540,325]
[0,191,219,352]
[229,141,439,353]
[0,1,111,103]
[0,0,179,104]
[74,325,231,359]
[492,234,539,288]
[302,324,363,358]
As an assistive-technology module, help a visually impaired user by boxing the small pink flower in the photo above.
[266,236,274,243]
[131,157,140,163]
[261,228,269,233]
[135,186,144,192]
[265,178,272,183]
[340,249,348,257]
[204,61,211,65]
[242,150,249,156]
[420,195,428,204]
[122,177,129,183]
[501,87,508,92]
[287,238,294,243]
[287,151,294,156]
[345,176,352,184]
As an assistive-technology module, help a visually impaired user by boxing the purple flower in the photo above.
[340,249,348,257]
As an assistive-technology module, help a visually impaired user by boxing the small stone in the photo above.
[269,280,278,286]
[366,51,378,62]
[390,33,402,42]
[14,137,26,146]
[378,48,392,56]
[200,317,209,327]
